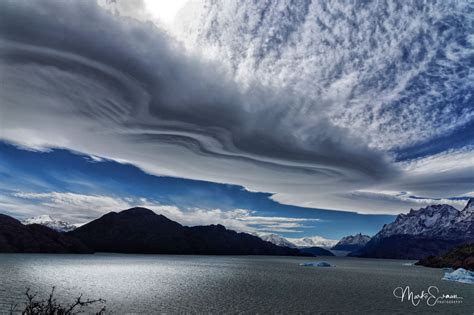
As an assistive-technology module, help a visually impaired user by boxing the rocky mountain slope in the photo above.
[259,233,297,248]
[354,199,474,259]
[22,215,77,232]
[332,233,371,252]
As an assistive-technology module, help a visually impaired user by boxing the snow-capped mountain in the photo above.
[22,215,77,232]
[259,234,297,248]
[332,233,371,251]
[375,199,474,240]
[376,204,459,239]
[355,198,474,259]
[259,234,337,248]
[287,236,338,248]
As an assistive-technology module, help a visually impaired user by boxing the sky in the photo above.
[0,0,473,239]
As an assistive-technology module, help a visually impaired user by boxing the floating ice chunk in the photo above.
[442,268,474,284]
[299,261,332,267]
[402,263,413,266]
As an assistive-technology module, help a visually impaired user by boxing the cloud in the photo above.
[175,0,474,213]
[0,0,402,213]
[0,0,472,214]
[175,0,474,152]
[7,191,318,234]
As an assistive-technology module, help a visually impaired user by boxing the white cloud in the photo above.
[8,191,318,234]
[0,0,472,215]
[0,0,400,214]
[175,1,473,151]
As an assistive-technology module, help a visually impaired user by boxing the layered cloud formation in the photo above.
[176,0,474,151]
[0,0,473,213]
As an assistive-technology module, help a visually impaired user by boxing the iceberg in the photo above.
[442,268,474,284]
[299,261,332,267]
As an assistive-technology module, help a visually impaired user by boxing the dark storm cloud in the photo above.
[0,0,397,192]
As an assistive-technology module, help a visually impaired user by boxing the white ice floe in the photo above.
[442,268,474,284]
[299,261,332,267]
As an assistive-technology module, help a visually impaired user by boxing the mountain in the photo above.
[416,242,474,271]
[259,234,297,248]
[0,214,91,253]
[287,236,338,248]
[298,247,335,257]
[332,233,371,252]
[69,207,305,256]
[354,199,474,259]
[259,233,337,256]
[22,215,77,232]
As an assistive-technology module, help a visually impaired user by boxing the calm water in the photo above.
[0,254,472,314]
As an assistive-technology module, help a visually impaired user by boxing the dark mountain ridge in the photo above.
[0,214,91,253]
[68,207,306,256]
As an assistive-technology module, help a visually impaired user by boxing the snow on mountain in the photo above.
[259,233,337,248]
[259,234,297,248]
[377,205,459,238]
[22,215,77,232]
[355,198,474,259]
[334,233,371,247]
[287,236,338,248]
[374,198,474,240]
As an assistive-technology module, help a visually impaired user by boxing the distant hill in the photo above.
[353,199,474,259]
[259,233,335,256]
[332,233,371,252]
[259,233,297,248]
[68,207,306,256]
[298,246,335,256]
[0,214,90,253]
[416,242,474,271]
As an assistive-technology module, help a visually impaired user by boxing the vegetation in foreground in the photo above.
[416,242,474,271]
[8,287,105,315]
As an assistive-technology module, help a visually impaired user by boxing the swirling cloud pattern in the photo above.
[0,0,472,213]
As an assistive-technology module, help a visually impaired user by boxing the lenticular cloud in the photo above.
[0,0,472,213]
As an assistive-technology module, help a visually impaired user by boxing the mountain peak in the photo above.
[332,233,371,251]
[463,198,474,212]
[28,215,54,222]
[378,203,459,238]
[259,233,297,248]
[120,207,156,216]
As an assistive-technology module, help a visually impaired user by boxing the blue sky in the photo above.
[0,1,473,239]
[0,141,394,239]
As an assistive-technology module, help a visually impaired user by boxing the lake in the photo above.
[0,254,472,314]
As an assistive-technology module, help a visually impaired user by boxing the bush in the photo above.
[9,287,106,314]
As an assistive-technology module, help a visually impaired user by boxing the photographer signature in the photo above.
[393,286,463,306]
